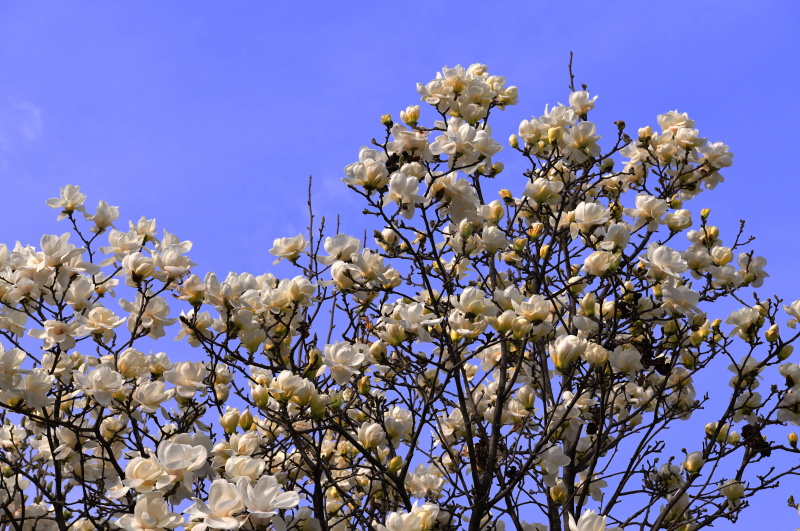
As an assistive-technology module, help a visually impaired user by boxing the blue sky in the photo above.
[1,1,799,528]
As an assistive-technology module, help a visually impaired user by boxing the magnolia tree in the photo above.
[3,61,800,531]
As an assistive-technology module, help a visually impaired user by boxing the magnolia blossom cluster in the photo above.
[1,63,799,531]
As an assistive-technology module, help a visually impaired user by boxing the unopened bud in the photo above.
[358,376,371,395]
[528,223,544,240]
[370,340,388,362]
[539,244,550,260]
[652,283,663,298]
[701,208,710,221]
[215,383,230,403]
[550,480,568,504]
[238,409,254,431]
[388,456,404,473]
[493,162,505,175]
[252,384,269,407]
[459,219,474,239]
[381,113,393,127]
[509,134,519,149]
[789,432,798,448]
[221,409,240,434]
[499,189,513,204]
[778,344,794,361]
[400,105,419,127]
[766,324,779,343]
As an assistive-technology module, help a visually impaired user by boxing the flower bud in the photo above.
[381,323,406,347]
[493,162,505,175]
[704,422,718,438]
[370,340,388,362]
[778,344,794,361]
[511,316,533,340]
[215,383,230,403]
[716,423,730,443]
[252,384,269,408]
[400,105,420,127]
[550,480,568,504]
[638,126,652,140]
[221,408,240,434]
[358,376,371,395]
[388,456,404,473]
[765,324,779,343]
[528,223,544,240]
[720,479,744,501]
[457,219,474,240]
[580,293,596,317]
[539,244,550,260]
[509,134,519,149]
[682,451,705,474]
[238,409,254,431]
[498,188,513,204]
[789,432,798,448]
[381,113,393,127]
[701,208,710,220]
[727,431,740,445]
[584,343,609,365]
[517,384,536,410]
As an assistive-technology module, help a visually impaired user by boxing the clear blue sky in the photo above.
[1,2,799,528]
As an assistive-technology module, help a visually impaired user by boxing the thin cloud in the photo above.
[0,100,44,149]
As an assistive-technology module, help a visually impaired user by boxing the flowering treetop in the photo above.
[1,60,799,531]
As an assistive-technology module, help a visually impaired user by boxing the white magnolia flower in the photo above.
[570,202,609,239]
[624,193,667,231]
[185,478,246,531]
[357,422,388,450]
[28,320,79,351]
[568,509,621,531]
[0,345,28,390]
[609,345,643,375]
[164,361,208,398]
[323,342,365,385]
[76,306,125,343]
[73,365,126,407]
[156,440,208,488]
[83,199,119,234]
[642,243,687,280]
[224,455,265,483]
[318,234,361,265]
[238,474,300,520]
[568,91,598,115]
[725,307,761,340]
[562,121,602,163]
[536,444,572,487]
[270,234,309,265]
[16,369,55,408]
[133,379,173,413]
[583,251,616,277]
[46,184,86,220]
[116,493,183,531]
[123,456,168,494]
[383,172,427,220]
